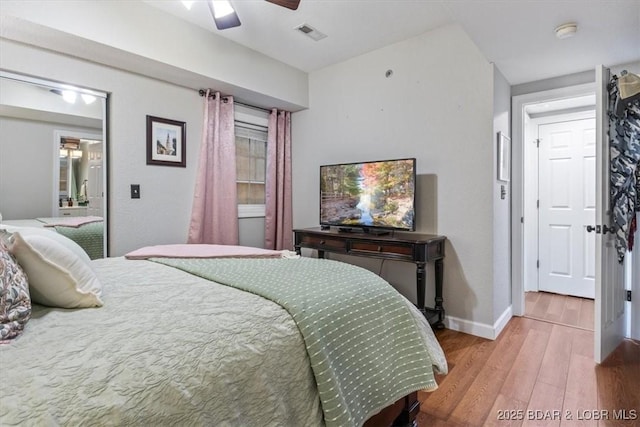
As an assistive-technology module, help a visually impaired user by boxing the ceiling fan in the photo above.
[208,0,300,30]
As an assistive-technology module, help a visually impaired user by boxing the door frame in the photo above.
[525,110,596,295]
[511,83,595,316]
[52,129,103,216]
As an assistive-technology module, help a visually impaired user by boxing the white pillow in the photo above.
[5,232,103,308]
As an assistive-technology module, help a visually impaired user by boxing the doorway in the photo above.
[521,95,597,330]
[513,72,634,363]
[54,130,104,217]
[524,291,594,330]
[511,82,597,317]
[526,110,596,299]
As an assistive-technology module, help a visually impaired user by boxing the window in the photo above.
[235,105,269,218]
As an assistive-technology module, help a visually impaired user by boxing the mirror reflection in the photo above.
[0,72,108,258]
[56,134,103,215]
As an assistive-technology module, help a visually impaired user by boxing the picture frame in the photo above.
[497,131,511,182]
[146,115,186,167]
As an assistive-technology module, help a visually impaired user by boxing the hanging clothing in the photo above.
[636,162,640,210]
[608,74,640,263]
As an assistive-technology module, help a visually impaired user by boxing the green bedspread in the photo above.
[153,257,437,427]
[53,221,104,259]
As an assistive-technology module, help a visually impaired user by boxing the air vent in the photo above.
[295,23,327,41]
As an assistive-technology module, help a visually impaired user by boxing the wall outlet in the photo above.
[131,184,140,199]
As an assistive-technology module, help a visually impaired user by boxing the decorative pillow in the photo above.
[5,232,103,309]
[0,242,32,341]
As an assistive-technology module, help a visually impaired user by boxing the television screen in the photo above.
[320,158,416,231]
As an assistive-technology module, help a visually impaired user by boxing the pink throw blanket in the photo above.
[125,244,288,260]
[41,216,103,228]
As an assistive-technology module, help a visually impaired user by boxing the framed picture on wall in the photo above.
[146,115,186,167]
[497,131,511,182]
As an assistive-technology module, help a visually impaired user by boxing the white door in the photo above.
[538,117,596,298]
[87,142,103,217]
[594,65,625,363]
[632,215,640,341]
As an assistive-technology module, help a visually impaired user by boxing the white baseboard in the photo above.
[493,305,513,338]
[444,305,513,340]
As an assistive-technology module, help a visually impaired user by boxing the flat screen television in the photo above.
[320,158,416,232]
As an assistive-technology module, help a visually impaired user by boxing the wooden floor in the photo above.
[525,292,594,331]
[418,316,640,426]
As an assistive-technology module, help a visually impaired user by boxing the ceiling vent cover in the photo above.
[295,23,327,41]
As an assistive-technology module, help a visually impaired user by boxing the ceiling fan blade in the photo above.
[265,0,300,10]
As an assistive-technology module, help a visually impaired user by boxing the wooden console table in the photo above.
[293,227,446,328]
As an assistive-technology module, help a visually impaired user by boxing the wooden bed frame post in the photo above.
[364,391,419,427]
[393,392,419,427]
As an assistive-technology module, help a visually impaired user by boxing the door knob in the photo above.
[586,225,615,234]
[602,225,614,235]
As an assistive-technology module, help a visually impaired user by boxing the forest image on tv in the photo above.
[320,159,415,230]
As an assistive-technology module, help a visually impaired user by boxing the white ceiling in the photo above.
[145,0,640,85]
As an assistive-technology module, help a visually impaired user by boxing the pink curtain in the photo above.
[187,90,238,245]
[265,109,293,250]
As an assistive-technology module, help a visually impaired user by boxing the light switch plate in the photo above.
[131,184,140,199]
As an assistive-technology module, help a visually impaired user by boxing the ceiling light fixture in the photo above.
[209,0,241,30]
[555,22,577,39]
[51,89,98,105]
[61,90,77,104]
[60,139,83,159]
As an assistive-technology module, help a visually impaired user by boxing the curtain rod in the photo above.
[198,89,272,113]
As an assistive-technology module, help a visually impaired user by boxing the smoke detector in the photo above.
[295,23,327,41]
[555,22,578,39]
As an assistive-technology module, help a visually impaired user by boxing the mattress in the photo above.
[0,256,446,426]
[0,219,45,228]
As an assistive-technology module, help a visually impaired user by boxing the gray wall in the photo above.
[0,1,308,111]
[492,65,512,324]
[511,61,640,97]
[511,70,594,97]
[1,4,518,333]
[0,116,99,219]
[293,24,499,329]
[0,1,312,255]
[0,40,266,255]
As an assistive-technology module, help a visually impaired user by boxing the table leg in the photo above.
[416,262,426,311]
[434,258,445,328]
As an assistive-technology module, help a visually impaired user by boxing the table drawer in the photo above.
[350,241,413,259]
[58,207,88,217]
[299,234,347,252]
[426,240,445,260]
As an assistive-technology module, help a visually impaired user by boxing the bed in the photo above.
[0,230,447,427]
[1,216,104,259]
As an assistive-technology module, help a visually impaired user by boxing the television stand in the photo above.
[337,227,354,233]
[293,227,446,328]
[363,228,391,236]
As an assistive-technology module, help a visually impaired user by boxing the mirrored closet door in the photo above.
[0,71,109,257]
